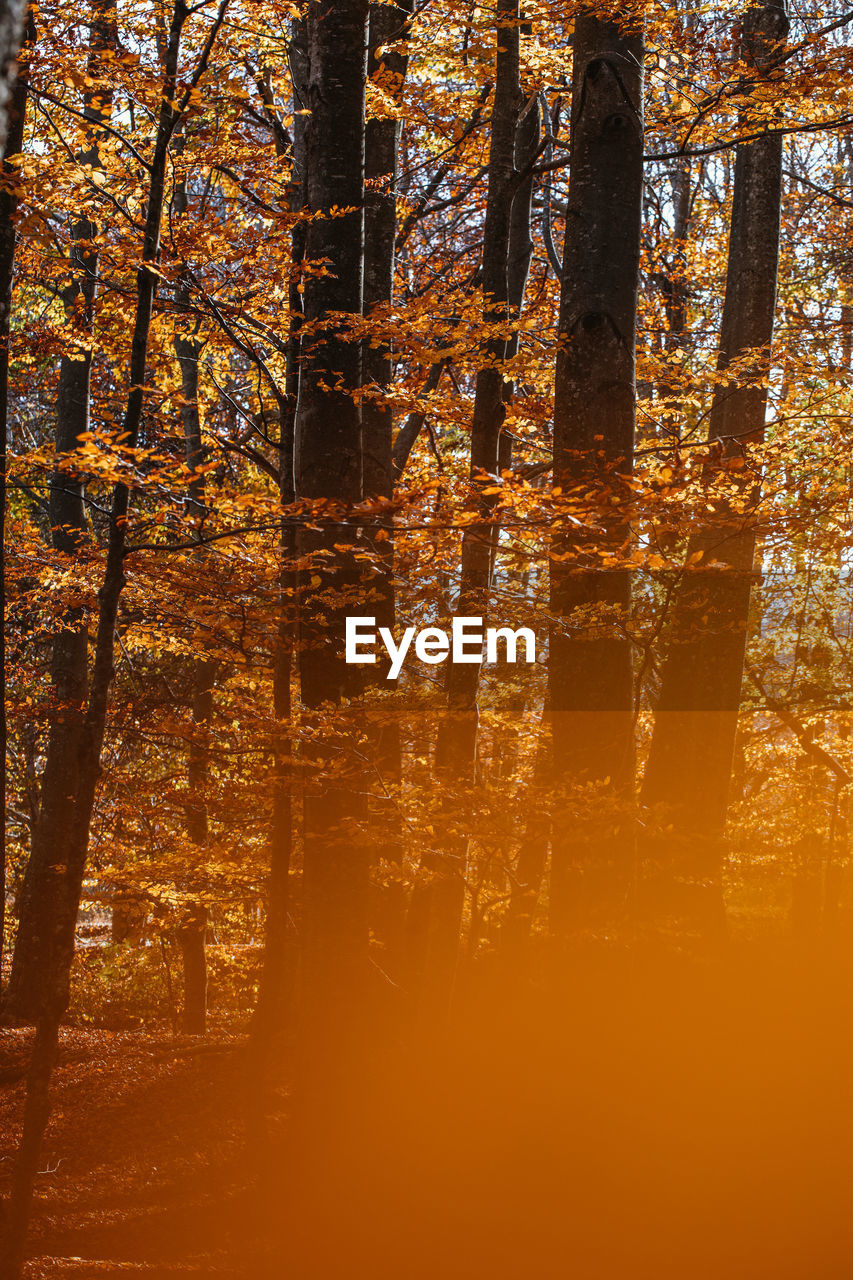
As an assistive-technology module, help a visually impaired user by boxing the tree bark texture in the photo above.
[362,0,412,503]
[293,0,370,1076]
[0,0,26,158]
[549,10,644,929]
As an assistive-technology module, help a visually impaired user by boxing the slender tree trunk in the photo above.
[502,713,552,947]
[177,903,208,1032]
[391,356,448,478]
[656,154,692,438]
[0,7,226,1269]
[362,0,413,968]
[252,585,295,1041]
[505,69,539,381]
[0,6,33,987]
[437,0,525,773]
[172,161,214,1037]
[3,0,116,1020]
[407,0,531,1018]
[176,451,215,1039]
[362,0,411,503]
[2,0,224,1022]
[549,10,644,931]
[640,0,788,929]
[252,17,307,1044]
[294,0,369,1077]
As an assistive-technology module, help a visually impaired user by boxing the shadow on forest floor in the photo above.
[4,937,853,1278]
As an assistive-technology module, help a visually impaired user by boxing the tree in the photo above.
[0,0,26,155]
[0,4,229,1268]
[293,0,370,1076]
[363,0,413,503]
[250,14,308,1045]
[4,0,228,1026]
[549,9,644,929]
[3,0,117,1022]
[406,0,537,1016]
[641,0,789,930]
[0,2,33,980]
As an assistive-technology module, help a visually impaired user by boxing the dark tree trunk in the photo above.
[362,0,412,502]
[172,163,214,1037]
[437,0,525,773]
[252,588,295,1041]
[178,590,215,1040]
[0,5,33,987]
[173,164,205,506]
[252,16,307,1044]
[362,0,413,969]
[640,1,789,927]
[3,0,220,1022]
[505,80,539,374]
[0,0,26,156]
[656,153,692,445]
[549,11,644,931]
[178,902,208,1035]
[407,0,532,1019]
[294,0,366,517]
[293,0,369,1076]
[3,0,117,1020]
[0,6,226,1270]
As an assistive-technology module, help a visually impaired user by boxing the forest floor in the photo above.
[3,936,853,1278]
[0,1027,252,1277]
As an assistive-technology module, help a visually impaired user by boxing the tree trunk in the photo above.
[294,0,369,1079]
[2,0,214,1022]
[251,18,307,1047]
[0,0,26,157]
[437,0,525,772]
[656,153,692,445]
[178,902,208,1035]
[178,644,215,1038]
[362,0,414,970]
[0,5,33,987]
[362,0,412,503]
[3,0,117,1020]
[172,160,215,1038]
[252,591,295,1041]
[407,0,531,1020]
[640,0,788,929]
[0,7,226,1271]
[549,10,644,931]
